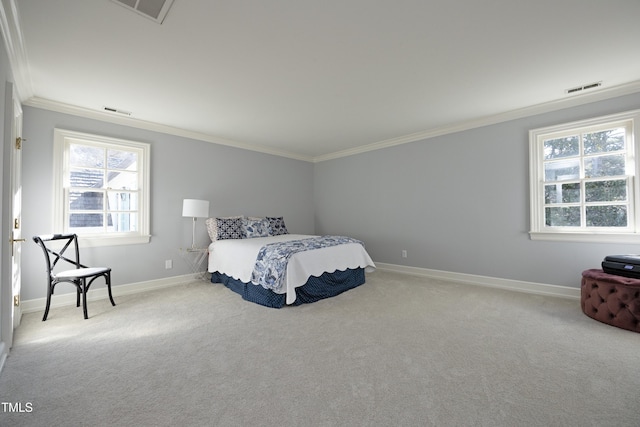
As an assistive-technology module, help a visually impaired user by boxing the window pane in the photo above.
[106,171,138,190]
[586,205,627,227]
[108,149,138,171]
[585,180,627,202]
[545,183,580,204]
[544,184,557,204]
[545,207,580,226]
[70,144,104,167]
[583,128,625,154]
[544,159,580,181]
[69,191,104,211]
[544,136,579,160]
[107,213,138,232]
[69,213,104,229]
[107,191,138,211]
[584,154,626,178]
[70,168,103,188]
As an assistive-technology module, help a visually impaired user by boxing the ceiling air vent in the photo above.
[104,106,132,116]
[565,81,602,95]
[111,0,175,24]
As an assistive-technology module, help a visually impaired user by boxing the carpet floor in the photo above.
[0,270,638,426]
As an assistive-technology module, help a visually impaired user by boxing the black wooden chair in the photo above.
[33,233,115,321]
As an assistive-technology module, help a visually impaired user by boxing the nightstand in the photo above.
[179,247,209,282]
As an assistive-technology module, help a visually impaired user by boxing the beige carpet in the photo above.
[1,270,638,427]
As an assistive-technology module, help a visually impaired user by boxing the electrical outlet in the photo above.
[402,250,407,258]
[165,259,173,269]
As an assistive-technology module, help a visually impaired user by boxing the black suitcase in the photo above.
[602,255,640,279]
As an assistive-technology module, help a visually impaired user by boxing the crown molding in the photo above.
[23,97,314,162]
[312,80,640,162]
[21,80,640,165]
[0,0,33,101]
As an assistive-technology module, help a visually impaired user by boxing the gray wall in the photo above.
[18,91,640,302]
[21,106,314,300]
[313,93,640,288]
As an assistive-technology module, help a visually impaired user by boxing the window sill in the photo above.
[77,234,151,247]
[529,231,640,244]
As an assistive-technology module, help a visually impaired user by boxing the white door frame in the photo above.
[0,81,22,368]
[10,87,22,327]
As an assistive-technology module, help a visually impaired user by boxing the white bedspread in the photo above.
[208,234,376,304]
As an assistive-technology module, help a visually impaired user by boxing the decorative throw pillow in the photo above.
[215,216,245,240]
[205,218,218,241]
[266,216,288,235]
[243,218,271,238]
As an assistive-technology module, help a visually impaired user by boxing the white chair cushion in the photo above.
[55,267,110,279]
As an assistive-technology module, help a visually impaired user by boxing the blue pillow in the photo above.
[216,217,245,240]
[266,216,288,236]
[243,218,271,238]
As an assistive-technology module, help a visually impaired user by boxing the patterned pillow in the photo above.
[266,216,288,236]
[243,218,271,238]
[215,216,245,240]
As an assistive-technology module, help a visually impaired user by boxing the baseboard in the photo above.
[21,265,580,315]
[20,273,201,314]
[375,263,581,300]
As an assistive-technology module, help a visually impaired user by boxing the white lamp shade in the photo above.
[182,199,210,218]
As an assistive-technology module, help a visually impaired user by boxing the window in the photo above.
[53,129,150,246]
[529,109,640,243]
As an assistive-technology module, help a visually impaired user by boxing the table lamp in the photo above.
[182,199,210,248]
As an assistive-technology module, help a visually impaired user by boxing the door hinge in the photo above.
[14,295,19,307]
[15,136,25,149]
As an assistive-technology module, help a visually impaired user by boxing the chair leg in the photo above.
[82,280,89,320]
[42,282,53,321]
[106,273,116,307]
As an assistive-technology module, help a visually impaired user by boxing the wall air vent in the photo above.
[565,81,602,95]
[104,106,132,116]
[111,0,175,24]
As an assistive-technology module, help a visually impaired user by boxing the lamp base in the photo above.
[191,217,197,249]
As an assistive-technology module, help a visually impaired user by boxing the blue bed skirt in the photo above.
[210,268,366,308]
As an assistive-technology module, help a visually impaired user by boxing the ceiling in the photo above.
[6,0,640,162]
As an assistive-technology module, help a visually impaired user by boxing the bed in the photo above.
[206,216,376,308]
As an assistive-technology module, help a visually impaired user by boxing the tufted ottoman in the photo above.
[581,269,640,333]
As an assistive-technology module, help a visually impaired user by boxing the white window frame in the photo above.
[53,129,151,247]
[529,109,640,243]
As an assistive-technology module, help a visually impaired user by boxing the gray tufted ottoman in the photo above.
[581,269,640,333]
